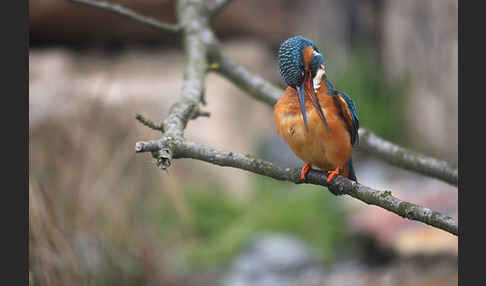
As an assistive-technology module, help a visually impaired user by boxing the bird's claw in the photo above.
[300,163,311,181]
[327,167,340,182]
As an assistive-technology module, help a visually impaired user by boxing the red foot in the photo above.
[327,167,340,182]
[301,163,311,180]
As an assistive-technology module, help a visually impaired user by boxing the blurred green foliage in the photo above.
[150,176,348,270]
[332,48,409,142]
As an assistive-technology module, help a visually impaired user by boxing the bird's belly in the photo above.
[275,109,351,171]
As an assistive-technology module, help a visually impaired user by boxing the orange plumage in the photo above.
[274,81,353,179]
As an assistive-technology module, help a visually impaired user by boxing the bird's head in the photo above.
[278,35,329,133]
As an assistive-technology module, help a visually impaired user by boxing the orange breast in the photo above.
[274,86,351,171]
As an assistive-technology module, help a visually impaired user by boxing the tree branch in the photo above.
[358,129,458,186]
[68,0,457,234]
[134,138,458,236]
[159,0,217,139]
[68,0,182,33]
[136,114,164,132]
[208,48,282,106]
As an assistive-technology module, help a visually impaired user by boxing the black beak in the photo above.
[307,74,330,134]
[297,71,330,134]
[296,83,309,132]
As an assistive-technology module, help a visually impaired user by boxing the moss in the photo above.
[245,153,255,159]
[397,201,414,219]
[261,162,276,175]
[357,188,377,204]
[380,190,392,198]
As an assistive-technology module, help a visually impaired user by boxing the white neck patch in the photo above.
[313,64,326,90]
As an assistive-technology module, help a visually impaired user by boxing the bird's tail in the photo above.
[343,157,357,182]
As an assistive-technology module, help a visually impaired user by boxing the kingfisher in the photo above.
[274,35,359,183]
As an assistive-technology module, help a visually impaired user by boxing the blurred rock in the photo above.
[321,253,457,286]
[221,233,457,286]
[221,233,326,286]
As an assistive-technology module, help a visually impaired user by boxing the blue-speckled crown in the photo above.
[278,36,321,87]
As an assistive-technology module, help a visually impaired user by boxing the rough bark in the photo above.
[135,138,458,235]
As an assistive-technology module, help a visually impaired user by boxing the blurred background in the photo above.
[29,0,458,285]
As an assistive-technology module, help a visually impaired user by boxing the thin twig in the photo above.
[68,0,181,33]
[136,110,210,133]
[191,110,211,119]
[136,114,163,132]
[134,138,458,236]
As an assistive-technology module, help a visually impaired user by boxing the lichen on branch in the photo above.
[135,139,458,236]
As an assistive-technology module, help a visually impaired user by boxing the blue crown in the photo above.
[278,36,322,87]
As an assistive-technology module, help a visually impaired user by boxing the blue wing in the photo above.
[333,90,359,146]
[321,76,359,146]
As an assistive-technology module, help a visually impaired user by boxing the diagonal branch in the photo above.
[208,48,282,106]
[358,129,458,186]
[68,0,182,33]
[208,48,458,187]
[134,138,458,236]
